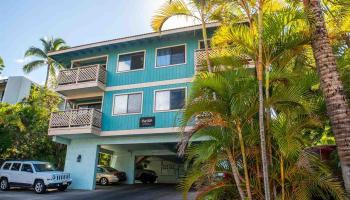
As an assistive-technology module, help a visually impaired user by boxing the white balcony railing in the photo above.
[57,64,106,86]
[49,108,102,129]
[194,49,255,70]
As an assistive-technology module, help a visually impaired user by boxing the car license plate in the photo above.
[63,181,67,185]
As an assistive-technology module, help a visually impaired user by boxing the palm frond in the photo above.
[151,0,193,32]
[23,60,46,73]
[24,46,47,58]
[0,56,5,73]
[53,38,69,50]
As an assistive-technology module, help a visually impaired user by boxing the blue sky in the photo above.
[0,0,196,84]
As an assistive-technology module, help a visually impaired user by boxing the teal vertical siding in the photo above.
[102,83,191,131]
[54,30,212,132]
[105,35,200,86]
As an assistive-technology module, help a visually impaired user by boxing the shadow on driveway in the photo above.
[0,184,195,200]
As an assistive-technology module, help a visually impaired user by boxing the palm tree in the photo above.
[256,0,271,198]
[0,56,4,74]
[302,0,350,192]
[151,0,219,72]
[179,68,345,199]
[23,37,68,87]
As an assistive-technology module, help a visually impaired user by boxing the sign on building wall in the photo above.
[139,117,155,127]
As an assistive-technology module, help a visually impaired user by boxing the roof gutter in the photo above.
[48,22,220,56]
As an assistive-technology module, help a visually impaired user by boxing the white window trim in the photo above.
[153,87,187,113]
[116,50,146,73]
[155,44,187,68]
[197,39,211,49]
[70,54,109,69]
[112,91,143,116]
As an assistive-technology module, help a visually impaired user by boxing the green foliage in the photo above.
[0,56,4,74]
[0,86,65,168]
[176,1,348,198]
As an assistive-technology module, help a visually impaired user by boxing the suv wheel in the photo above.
[34,180,46,194]
[100,177,109,186]
[0,178,9,191]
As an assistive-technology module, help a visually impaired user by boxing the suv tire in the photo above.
[34,180,46,194]
[100,177,109,186]
[0,178,9,191]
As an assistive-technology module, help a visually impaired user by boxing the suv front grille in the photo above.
[55,174,69,180]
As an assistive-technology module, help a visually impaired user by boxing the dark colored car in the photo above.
[135,165,158,184]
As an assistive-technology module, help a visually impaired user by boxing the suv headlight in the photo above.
[47,175,55,181]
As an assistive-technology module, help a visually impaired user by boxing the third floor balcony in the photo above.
[194,49,255,71]
[56,64,106,97]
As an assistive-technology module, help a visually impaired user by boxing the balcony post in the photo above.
[75,68,80,84]
[68,110,72,128]
[49,112,53,128]
[96,65,100,83]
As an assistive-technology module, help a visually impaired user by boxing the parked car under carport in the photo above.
[96,165,127,185]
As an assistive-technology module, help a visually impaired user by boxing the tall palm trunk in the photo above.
[303,0,350,193]
[45,64,50,88]
[226,149,246,200]
[199,3,212,73]
[280,155,285,200]
[236,122,252,200]
[257,0,271,199]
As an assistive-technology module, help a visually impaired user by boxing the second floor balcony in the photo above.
[48,108,102,136]
[56,64,106,97]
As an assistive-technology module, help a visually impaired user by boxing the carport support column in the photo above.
[64,139,99,190]
[111,150,135,184]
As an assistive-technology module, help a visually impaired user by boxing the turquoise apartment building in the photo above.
[48,23,218,190]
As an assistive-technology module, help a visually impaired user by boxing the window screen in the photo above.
[118,51,145,72]
[155,88,185,111]
[156,45,185,67]
[113,93,142,115]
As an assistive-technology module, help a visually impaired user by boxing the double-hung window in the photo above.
[117,51,145,72]
[155,88,186,111]
[156,45,186,67]
[113,93,142,115]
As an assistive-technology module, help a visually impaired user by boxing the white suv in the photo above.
[0,161,72,194]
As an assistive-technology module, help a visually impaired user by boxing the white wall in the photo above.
[64,139,99,190]
[2,76,33,104]
[144,157,184,183]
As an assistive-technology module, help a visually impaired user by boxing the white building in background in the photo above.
[0,76,35,104]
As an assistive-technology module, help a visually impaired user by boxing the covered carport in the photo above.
[100,142,185,184]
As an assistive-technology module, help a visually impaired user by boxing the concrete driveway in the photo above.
[0,184,195,200]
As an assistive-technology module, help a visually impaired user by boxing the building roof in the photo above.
[48,22,220,57]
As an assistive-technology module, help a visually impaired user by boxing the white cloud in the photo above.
[15,57,32,64]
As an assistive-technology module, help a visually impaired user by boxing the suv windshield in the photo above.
[33,163,56,172]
